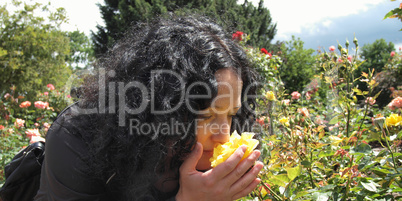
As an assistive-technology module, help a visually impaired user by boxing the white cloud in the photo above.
[252,0,388,40]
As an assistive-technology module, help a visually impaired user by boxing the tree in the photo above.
[279,36,316,94]
[358,39,395,76]
[65,30,95,69]
[356,38,395,93]
[357,39,398,108]
[92,0,277,56]
[0,1,72,100]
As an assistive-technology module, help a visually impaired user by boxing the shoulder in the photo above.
[36,103,107,199]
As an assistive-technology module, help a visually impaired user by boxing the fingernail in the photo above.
[253,151,260,158]
[241,145,248,152]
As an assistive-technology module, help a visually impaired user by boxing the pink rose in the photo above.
[14,118,25,128]
[25,128,41,138]
[0,125,4,130]
[305,92,311,100]
[256,116,266,126]
[329,46,335,52]
[4,93,11,99]
[365,97,376,105]
[315,116,324,125]
[44,92,49,96]
[19,101,31,108]
[389,97,402,109]
[291,91,301,100]
[34,101,49,109]
[391,51,395,57]
[297,107,310,117]
[43,122,50,128]
[347,55,352,62]
[47,84,55,90]
[281,99,290,106]
[30,136,45,144]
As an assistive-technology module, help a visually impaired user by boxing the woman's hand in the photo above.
[176,142,263,201]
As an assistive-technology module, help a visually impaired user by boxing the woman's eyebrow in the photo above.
[213,105,242,109]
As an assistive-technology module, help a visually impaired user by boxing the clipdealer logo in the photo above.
[76,68,261,127]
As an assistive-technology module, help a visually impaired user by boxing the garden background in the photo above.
[1,0,402,200]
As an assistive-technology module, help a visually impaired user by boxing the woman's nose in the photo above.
[211,118,231,143]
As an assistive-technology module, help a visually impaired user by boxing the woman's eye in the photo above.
[199,115,212,120]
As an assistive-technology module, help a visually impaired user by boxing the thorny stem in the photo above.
[381,126,402,188]
[342,155,354,201]
[357,102,370,135]
[268,101,274,136]
[345,68,351,138]
[384,127,400,174]
[308,151,315,189]
[261,182,282,201]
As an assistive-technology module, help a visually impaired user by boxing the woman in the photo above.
[34,14,263,201]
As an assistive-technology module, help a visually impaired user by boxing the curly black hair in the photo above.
[72,14,260,200]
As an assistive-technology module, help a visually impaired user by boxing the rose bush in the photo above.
[236,35,402,200]
[0,84,73,185]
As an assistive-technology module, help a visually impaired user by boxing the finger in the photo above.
[232,178,261,200]
[230,161,263,194]
[225,150,261,185]
[180,142,203,174]
[211,145,247,179]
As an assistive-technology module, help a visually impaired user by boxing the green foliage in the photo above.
[357,39,396,108]
[279,36,316,94]
[358,39,395,76]
[384,0,402,31]
[246,38,402,201]
[65,30,95,69]
[92,0,277,56]
[0,0,72,100]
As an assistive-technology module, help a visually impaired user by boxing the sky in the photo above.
[261,0,402,51]
[4,0,402,51]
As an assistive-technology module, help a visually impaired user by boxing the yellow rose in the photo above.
[209,131,259,168]
[279,117,290,127]
[265,91,276,101]
[385,113,402,127]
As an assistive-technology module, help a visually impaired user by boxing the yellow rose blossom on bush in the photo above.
[385,113,402,127]
[265,91,276,101]
[279,117,290,127]
[209,131,259,168]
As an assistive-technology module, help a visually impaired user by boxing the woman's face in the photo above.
[195,68,243,171]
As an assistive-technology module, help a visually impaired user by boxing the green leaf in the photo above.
[384,10,395,20]
[361,181,378,192]
[352,88,363,95]
[294,191,309,199]
[268,174,290,187]
[312,192,329,201]
[318,150,335,158]
[301,160,311,168]
[328,116,339,124]
[287,164,302,180]
[352,143,372,154]
[372,168,391,177]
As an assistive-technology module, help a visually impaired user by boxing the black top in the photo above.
[34,104,177,201]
